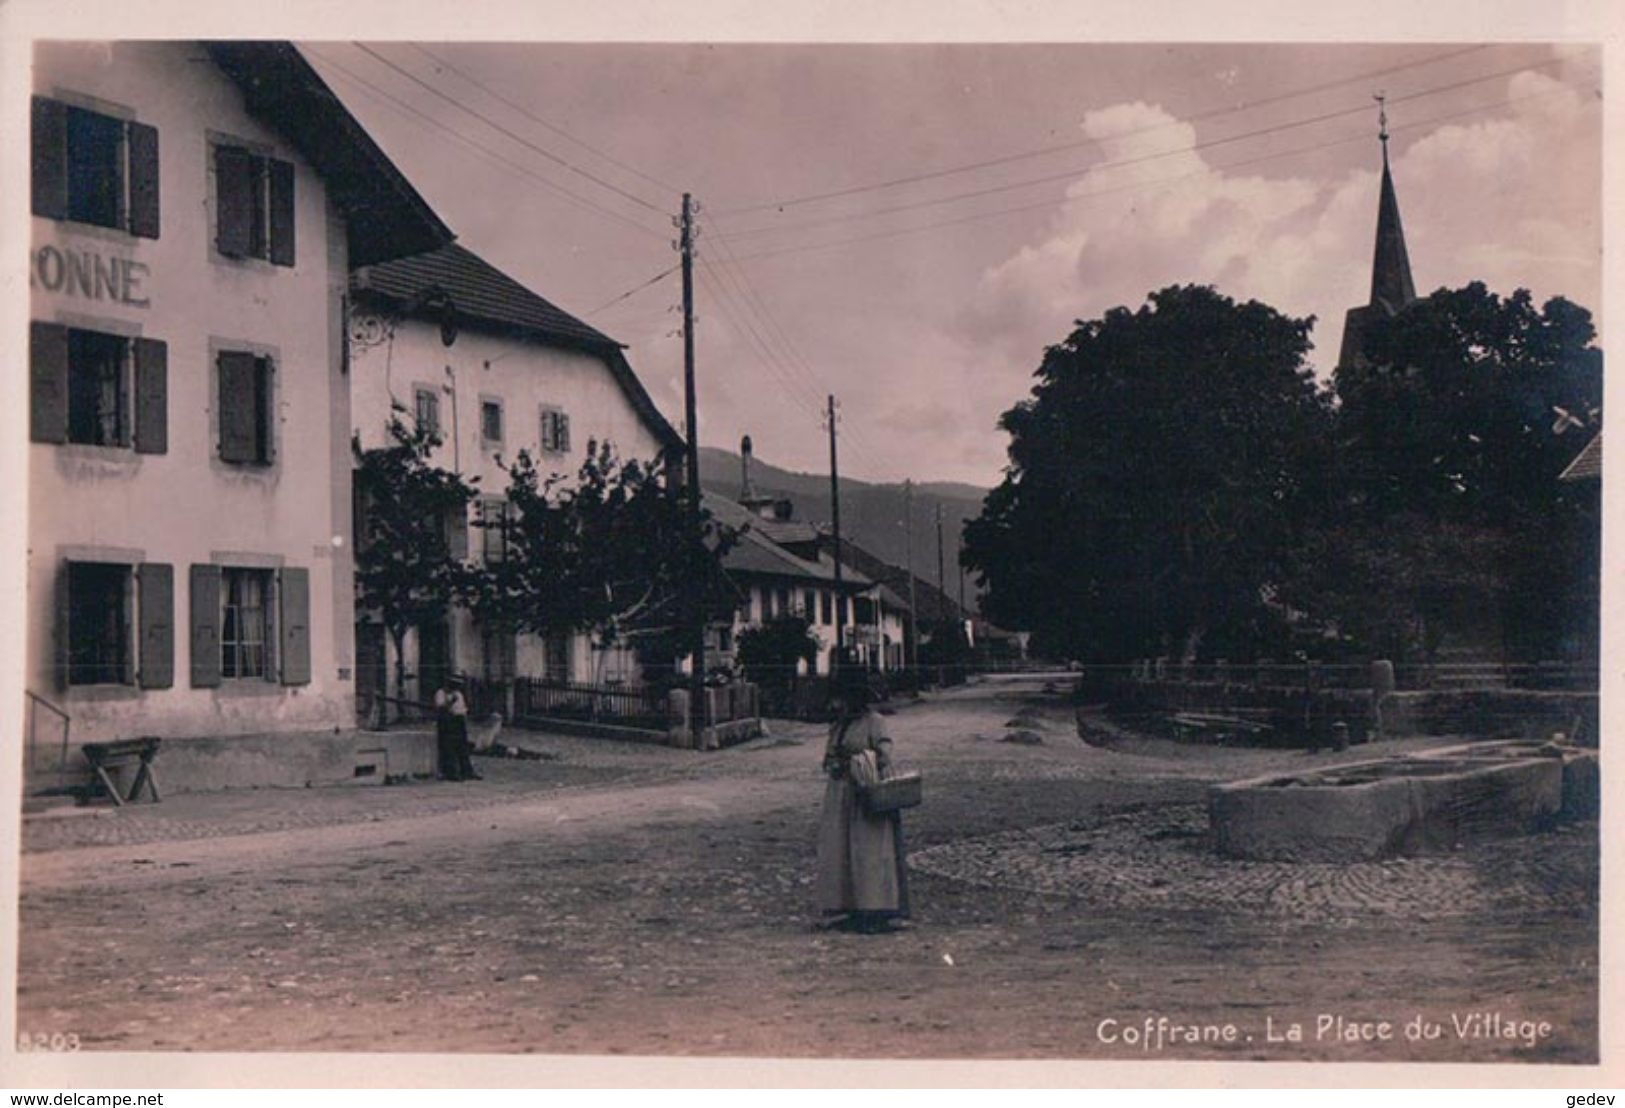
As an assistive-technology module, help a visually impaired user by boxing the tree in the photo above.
[352,416,478,710]
[1308,282,1603,663]
[736,613,820,695]
[464,441,738,681]
[963,285,1334,663]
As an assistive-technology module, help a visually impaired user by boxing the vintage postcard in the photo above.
[1,0,1618,1091]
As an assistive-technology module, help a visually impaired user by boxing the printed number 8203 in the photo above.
[18,1031,81,1052]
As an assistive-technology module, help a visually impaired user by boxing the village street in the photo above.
[16,676,1597,1063]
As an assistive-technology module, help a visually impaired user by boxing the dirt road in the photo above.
[16,677,1597,1062]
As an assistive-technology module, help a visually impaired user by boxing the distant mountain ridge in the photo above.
[697,446,987,608]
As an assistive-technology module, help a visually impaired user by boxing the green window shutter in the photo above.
[217,350,259,462]
[279,566,311,685]
[30,321,70,444]
[127,121,160,239]
[268,158,295,267]
[189,564,222,687]
[31,97,68,220]
[137,562,174,689]
[215,145,254,257]
[133,337,168,455]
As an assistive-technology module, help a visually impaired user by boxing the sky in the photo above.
[297,39,1603,488]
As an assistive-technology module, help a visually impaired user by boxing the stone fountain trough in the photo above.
[1209,750,1567,862]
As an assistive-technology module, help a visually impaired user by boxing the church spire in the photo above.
[1368,93,1416,313]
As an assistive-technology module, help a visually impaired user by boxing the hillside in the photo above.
[697,446,987,608]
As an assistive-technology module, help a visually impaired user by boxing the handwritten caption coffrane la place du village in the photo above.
[1095,1011,1555,1052]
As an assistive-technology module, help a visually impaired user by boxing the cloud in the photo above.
[959,67,1600,394]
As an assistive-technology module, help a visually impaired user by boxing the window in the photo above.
[481,399,504,445]
[777,587,791,617]
[67,562,132,685]
[214,144,294,265]
[481,624,516,683]
[415,388,440,438]
[480,499,510,564]
[32,97,160,238]
[30,323,167,451]
[819,591,832,626]
[540,406,571,454]
[217,351,273,464]
[220,568,274,679]
[544,633,572,682]
[66,330,128,446]
[803,589,816,619]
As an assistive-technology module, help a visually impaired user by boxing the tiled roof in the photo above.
[1560,431,1602,482]
[353,244,681,450]
[354,243,618,350]
[706,493,871,589]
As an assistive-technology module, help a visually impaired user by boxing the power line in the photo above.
[408,43,682,199]
[717,50,1589,243]
[584,263,680,316]
[304,45,671,244]
[714,44,1495,216]
[725,76,1596,266]
[351,42,670,217]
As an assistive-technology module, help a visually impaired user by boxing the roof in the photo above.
[704,494,822,547]
[705,493,872,590]
[1560,431,1602,482]
[1370,150,1417,314]
[205,42,454,267]
[354,243,682,451]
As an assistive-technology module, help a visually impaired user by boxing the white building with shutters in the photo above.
[25,41,452,773]
[348,244,684,701]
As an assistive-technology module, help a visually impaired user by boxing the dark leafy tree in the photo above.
[352,416,478,707]
[963,285,1334,663]
[465,441,738,681]
[1311,282,1603,663]
[736,613,820,695]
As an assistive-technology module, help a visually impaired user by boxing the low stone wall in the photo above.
[1209,755,1564,862]
[1376,690,1598,744]
[39,729,439,798]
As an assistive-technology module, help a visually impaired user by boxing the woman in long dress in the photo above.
[815,666,910,932]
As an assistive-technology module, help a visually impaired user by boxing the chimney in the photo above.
[740,434,758,502]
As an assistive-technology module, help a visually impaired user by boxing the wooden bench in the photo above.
[82,737,162,806]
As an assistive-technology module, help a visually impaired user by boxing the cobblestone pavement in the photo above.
[910,804,1598,924]
[14,678,1600,1065]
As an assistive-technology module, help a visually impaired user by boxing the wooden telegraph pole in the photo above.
[827,395,845,675]
[904,480,919,671]
[680,193,705,745]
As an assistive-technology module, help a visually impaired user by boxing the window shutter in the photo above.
[539,410,554,452]
[54,561,71,691]
[502,632,518,681]
[268,158,295,267]
[217,350,259,462]
[446,503,469,561]
[30,321,70,444]
[215,145,254,257]
[133,337,168,454]
[137,562,174,689]
[189,564,222,687]
[279,566,311,686]
[31,97,68,220]
[127,121,160,239]
[558,412,572,453]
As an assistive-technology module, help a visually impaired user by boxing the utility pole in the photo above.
[827,394,844,675]
[936,502,946,613]
[680,193,704,744]
[904,480,919,671]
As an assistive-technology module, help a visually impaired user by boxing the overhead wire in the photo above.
[716,49,1591,242]
[714,43,1495,216]
[303,44,672,244]
[409,43,683,199]
[584,263,681,316]
[724,73,1597,266]
[351,42,671,217]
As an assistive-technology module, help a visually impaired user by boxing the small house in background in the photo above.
[708,437,908,675]
[25,41,452,789]
[348,243,684,707]
[1559,431,1601,484]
